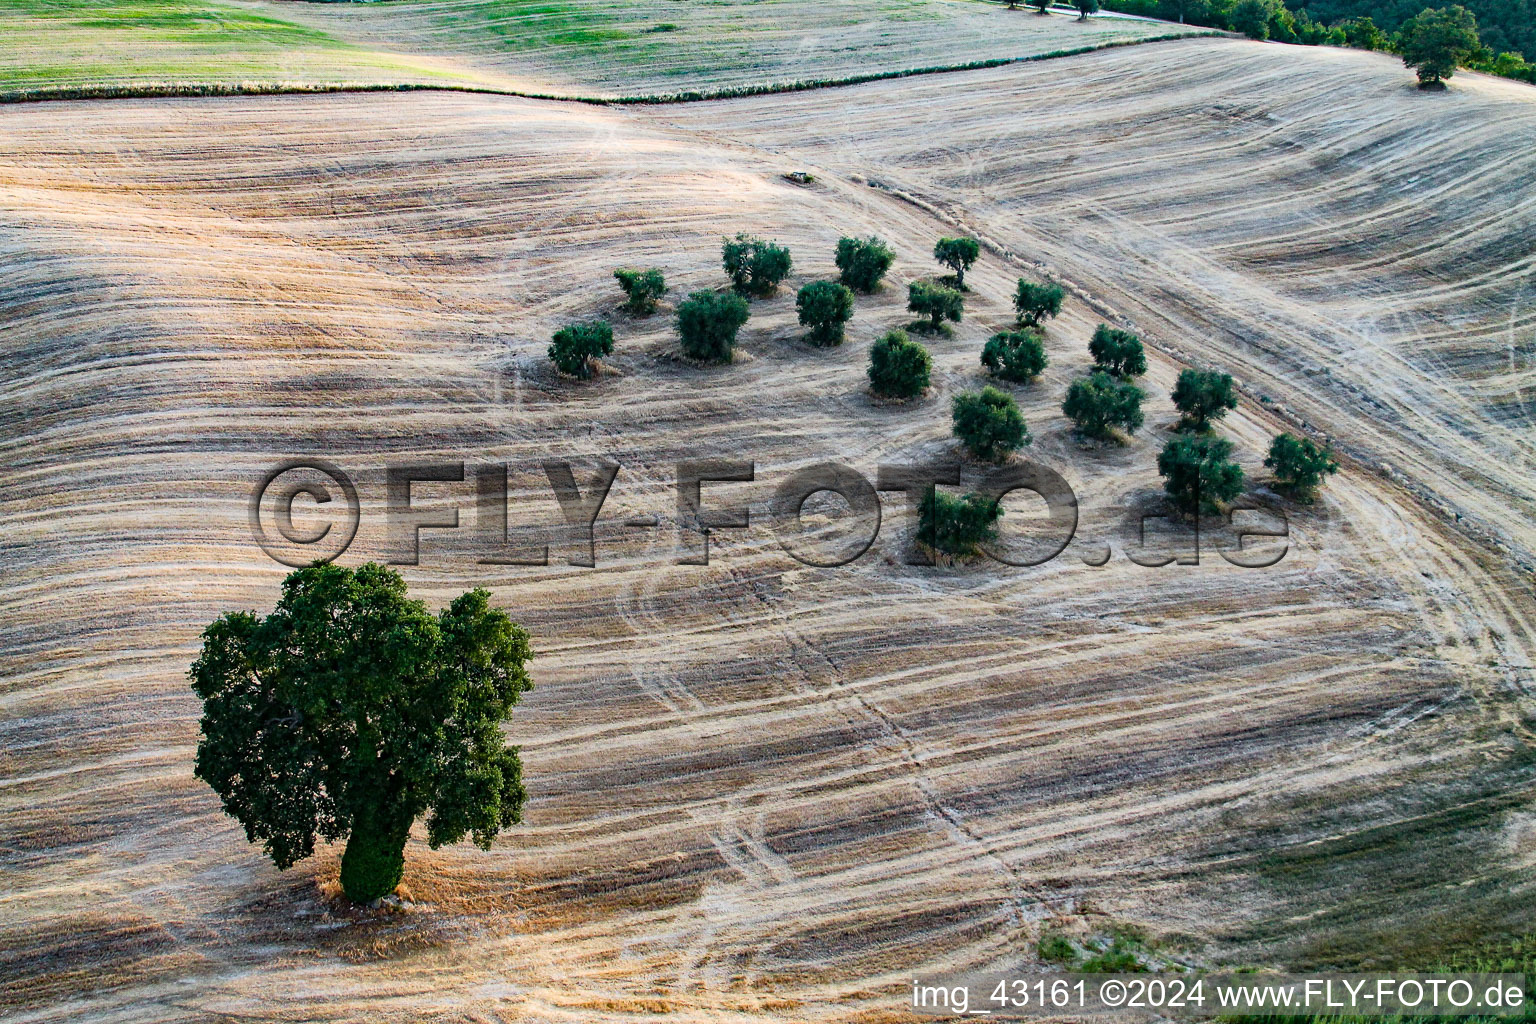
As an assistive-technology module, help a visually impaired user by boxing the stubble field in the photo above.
[2,30,1534,1024]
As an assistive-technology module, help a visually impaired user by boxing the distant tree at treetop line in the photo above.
[1399,4,1482,84]
[1098,0,1533,79]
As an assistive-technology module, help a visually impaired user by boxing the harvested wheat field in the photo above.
[2,31,1535,1024]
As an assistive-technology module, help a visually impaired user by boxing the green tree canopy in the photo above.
[868,329,931,399]
[908,280,964,331]
[796,280,855,347]
[1339,14,1390,47]
[1265,432,1339,500]
[932,236,981,289]
[1063,371,1145,439]
[918,489,1002,557]
[191,563,533,903]
[953,386,1031,462]
[1088,324,1147,378]
[613,268,666,316]
[721,233,793,297]
[835,236,896,293]
[1399,5,1481,85]
[981,328,1049,383]
[548,320,614,380]
[1231,0,1285,36]
[1014,279,1064,328]
[1158,434,1245,514]
[677,290,751,362]
[1172,367,1238,430]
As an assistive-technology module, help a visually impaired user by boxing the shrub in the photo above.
[1473,50,1536,83]
[677,290,750,362]
[1158,434,1245,514]
[191,563,533,903]
[1014,279,1064,328]
[1265,432,1338,501]
[1063,371,1145,439]
[613,267,666,316]
[933,236,981,289]
[1088,324,1146,378]
[835,235,895,292]
[1294,10,1346,44]
[908,280,964,331]
[1076,0,1100,18]
[722,233,793,297]
[1171,367,1238,430]
[953,386,1031,462]
[1037,931,1078,965]
[548,320,614,379]
[1079,940,1148,973]
[918,489,1002,557]
[1339,15,1388,49]
[868,329,931,399]
[1398,5,1481,87]
[981,329,1048,383]
[796,280,855,347]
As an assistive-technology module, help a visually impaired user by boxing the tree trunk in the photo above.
[340,807,410,902]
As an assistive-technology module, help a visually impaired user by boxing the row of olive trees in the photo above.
[920,275,1338,553]
[549,232,998,375]
[550,230,1339,551]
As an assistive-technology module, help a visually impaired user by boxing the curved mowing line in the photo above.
[0,32,1222,107]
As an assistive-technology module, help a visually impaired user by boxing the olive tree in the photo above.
[1265,432,1338,501]
[868,329,931,399]
[722,233,793,297]
[908,280,964,332]
[677,290,751,362]
[1088,324,1146,378]
[1158,434,1245,514]
[796,280,855,347]
[933,236,981,290]
[952,385,1031,462]
[980,328,1048,383]
[1076,0,1099,19]
[191,563,533,903]
[613,268,666,316]
[835,236,895,293]
[918,489,1002,557]
[1171,367,1238,430]
[548,320,614,379]
[1062,371,1145,439]
[1014,279,1064,328]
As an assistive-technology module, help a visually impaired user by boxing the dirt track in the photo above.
[2,36,1534,1023]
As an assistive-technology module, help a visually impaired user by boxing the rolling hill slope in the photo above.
[1,33,1533,1024]
[0,0,1206,99]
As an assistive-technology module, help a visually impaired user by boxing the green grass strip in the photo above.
[0,31,1221,106]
